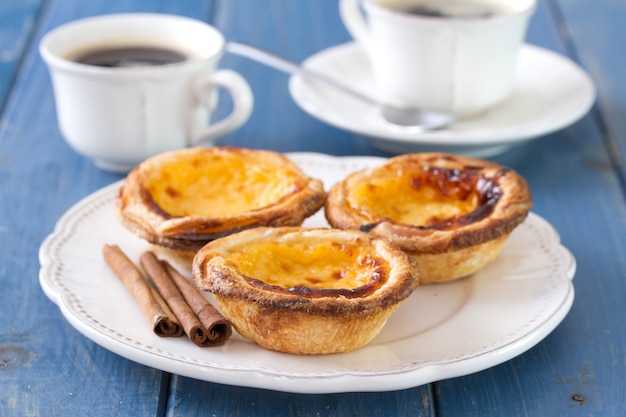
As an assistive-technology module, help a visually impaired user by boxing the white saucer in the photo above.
[289,43,596,157]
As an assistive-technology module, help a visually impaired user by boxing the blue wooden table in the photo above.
[1,0,625,415]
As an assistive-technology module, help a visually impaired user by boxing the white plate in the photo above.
[289,43,595,157]
[39,153,575,394]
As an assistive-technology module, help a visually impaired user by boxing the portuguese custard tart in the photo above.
[324,153,532,284]
[192,227,419,355]
[116,147,326,256]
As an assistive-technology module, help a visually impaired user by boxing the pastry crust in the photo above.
[325,153,532,283]
[116,147,326,254]
[192,227,419,354]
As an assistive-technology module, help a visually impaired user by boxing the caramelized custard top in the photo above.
[347,165,502,230]
[143,151,304,218]
[223,237,389,298]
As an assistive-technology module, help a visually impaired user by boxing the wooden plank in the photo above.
[0,0,43,111]
[0,1,212,416]
[551,0,626,189]
[434,0,626,416]
[169,377,435,417]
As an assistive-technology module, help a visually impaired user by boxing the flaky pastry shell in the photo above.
[116,147,326,255]
[325,153,532,284]
[192,227,419,354]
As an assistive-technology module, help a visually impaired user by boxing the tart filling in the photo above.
[116,147,326,253]
[193,227,419,354]
[346,163,501,230]
[225,238,387,298]
[325,153,532,283]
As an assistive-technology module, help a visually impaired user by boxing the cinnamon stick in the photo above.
[162,260,232,346]
[102,244,182,337]
[149,286,181,336]
[140,251,222,347]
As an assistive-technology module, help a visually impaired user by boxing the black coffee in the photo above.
[400,2,501,18]
[71,46,187,68]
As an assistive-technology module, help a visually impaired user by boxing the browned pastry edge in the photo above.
[324,152,532,255]
[192,227,419,354]
[115,147,326,252]
[324,153,532,283]
[212,294,403,354]
[404,234,510,284]
[193,227,418,314]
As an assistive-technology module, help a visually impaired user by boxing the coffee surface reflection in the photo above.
[71,46,187,68]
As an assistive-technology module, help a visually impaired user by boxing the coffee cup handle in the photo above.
[339,0,372,46]
[191,69,254,145]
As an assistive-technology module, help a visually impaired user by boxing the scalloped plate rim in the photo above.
[38,152,576,394]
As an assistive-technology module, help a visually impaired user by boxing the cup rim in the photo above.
[362,0,537,22]
[39,13,224,76]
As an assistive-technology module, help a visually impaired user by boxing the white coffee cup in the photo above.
[40,13,253,172]
[340,0,536,117]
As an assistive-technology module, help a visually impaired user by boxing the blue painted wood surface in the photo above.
[0,0,43,111]
[0,0,625,416]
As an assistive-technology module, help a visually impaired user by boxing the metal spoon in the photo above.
[225,42,455,131]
